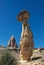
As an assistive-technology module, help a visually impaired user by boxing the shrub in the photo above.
[0,49,17,65]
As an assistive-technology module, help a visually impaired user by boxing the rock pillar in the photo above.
[17,10,34,61]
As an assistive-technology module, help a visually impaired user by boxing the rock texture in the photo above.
[18,49,44,65]
[0,48,44,65]
[20,22,34,60]
[17,10,30,22]
[17,10,34,61]
[8,35,18,48]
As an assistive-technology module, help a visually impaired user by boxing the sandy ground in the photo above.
[18,49,44,65]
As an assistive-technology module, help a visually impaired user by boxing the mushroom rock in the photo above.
[17,10,30,22]
[8,35,18,48]
[17,10,34,61]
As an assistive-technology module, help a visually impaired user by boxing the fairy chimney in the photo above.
[8,35,18,48]
[17,10,34,61]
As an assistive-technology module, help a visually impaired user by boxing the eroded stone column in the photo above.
[17,10,34,61]
[8,35,18,48]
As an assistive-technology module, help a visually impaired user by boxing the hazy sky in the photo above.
[0,0,44,48]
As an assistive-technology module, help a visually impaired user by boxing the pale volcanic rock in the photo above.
[20,21,34,60]
[17,10,34,61]
[18,49,43,65]
[8,35,18,48]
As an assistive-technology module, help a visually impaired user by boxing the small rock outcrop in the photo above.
[8,35,18,48]
[17,10,34,61]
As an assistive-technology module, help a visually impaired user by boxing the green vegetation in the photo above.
[0,49,17,65]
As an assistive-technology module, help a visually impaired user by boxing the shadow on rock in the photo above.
[32,57,41,60]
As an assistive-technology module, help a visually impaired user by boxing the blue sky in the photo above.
[0,0,44,48]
